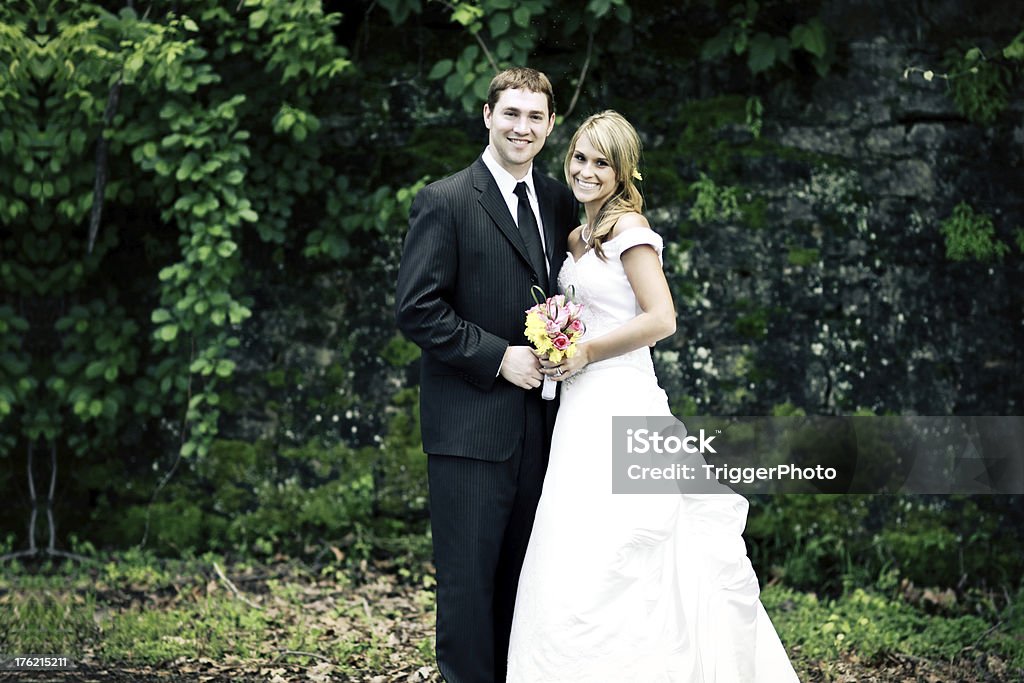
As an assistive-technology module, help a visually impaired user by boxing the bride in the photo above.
[506,111,799,682]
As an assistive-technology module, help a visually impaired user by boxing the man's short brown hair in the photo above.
[486,67,555,118]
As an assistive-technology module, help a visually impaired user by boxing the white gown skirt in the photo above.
[506,360,800,682]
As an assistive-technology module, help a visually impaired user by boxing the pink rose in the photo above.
[569,319,584,333]
[552,333,570,351]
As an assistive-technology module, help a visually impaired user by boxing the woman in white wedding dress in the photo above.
[506,111,799,682]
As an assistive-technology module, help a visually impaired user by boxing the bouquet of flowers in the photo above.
[524,285,586,400]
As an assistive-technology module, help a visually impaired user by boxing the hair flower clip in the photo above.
[632,169,643,181]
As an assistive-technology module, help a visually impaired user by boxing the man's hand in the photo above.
[499,346,543,390]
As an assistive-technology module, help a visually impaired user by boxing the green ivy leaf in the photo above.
[588,0,612,19]
[217,240,238,258]
[1003,33,1024,60]
[89,400,104,418]
[176,153,198,181]
[158,324,179,342]
[215,359,236,377]
[85,361,106,380]
[512,6,531,28]
[791,18,827,58]
[249,9,269,30]
[748,33,777,74]
[701,28,733,61]
[490,13,511,37]
[428,59,453,80]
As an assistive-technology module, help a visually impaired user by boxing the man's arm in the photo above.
[395,186,509,390]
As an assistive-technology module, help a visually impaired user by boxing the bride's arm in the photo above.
[545,226,676,379]
[582,243,676,361]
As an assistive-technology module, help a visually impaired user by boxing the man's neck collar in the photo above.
[483,146,533,184]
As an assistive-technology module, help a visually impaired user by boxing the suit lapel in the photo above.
[473,159,542,281]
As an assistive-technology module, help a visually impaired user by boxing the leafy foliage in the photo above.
[943,30,1023,125]
[940,202,1010,261]
[763,584,1024,672]
[0,0,358,476]
[700,1,834,77]
[688,171,743,225]
[746,495,1024,593]
[420,0,635,113]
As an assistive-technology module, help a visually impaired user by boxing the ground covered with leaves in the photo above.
[1,551,1021,682]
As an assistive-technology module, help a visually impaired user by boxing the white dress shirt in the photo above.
[482,146,551,378]
[481,146,549,271]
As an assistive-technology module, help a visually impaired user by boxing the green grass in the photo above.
[0,573,98,655]
[100,597,270,663]
[0,552,438,677]
[762,583,1024,672]
[1,552,1020,681]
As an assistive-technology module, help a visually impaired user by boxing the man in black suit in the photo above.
[395,67,578,682]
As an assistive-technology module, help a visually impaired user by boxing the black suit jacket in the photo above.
[396,157,578,461]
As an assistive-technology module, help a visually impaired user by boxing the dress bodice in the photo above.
[557,227,664,374]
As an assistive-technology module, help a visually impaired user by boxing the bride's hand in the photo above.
[539,344,590,382]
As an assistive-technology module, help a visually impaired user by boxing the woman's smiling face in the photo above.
[568,133,618,209]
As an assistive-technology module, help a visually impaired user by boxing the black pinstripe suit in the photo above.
[396,156,577,682]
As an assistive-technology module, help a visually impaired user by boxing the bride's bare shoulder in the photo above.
[609,212,650,239]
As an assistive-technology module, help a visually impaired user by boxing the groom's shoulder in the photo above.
[414,160,482,207]
[534,168,576,208]
[429,158,482,191]
[533,168,568,193]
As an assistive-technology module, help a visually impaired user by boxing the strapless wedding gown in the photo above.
[506,228,799,682]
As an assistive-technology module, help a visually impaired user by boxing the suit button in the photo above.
[531,275,538,283]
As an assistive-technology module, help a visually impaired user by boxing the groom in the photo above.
[395,67,578,682]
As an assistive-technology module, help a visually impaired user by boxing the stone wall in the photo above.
[653,2,1023,415]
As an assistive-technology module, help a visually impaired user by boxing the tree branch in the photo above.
[435,0,500,73]
[138,335,193,549]
[27,440,37,553]
[213,561,263,610]
[474,31,500,74]
[88,76,123,254]
[47,440,57,552]
[273,650,334,663]
[564,31,594,120]
[0,440,94,563]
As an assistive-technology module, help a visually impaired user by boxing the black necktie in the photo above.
[513,182,547,281]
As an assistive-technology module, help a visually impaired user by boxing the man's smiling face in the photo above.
[483,88,555,179]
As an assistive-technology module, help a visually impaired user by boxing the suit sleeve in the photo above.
[395,185,508,390]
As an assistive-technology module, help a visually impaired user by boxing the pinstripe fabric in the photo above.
[395,157,578,461]
[428,394,546,683]
[395,156,578,682]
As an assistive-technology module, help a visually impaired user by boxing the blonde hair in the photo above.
[563,110,643,260]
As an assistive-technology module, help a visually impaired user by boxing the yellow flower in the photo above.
[526,312,547,330]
